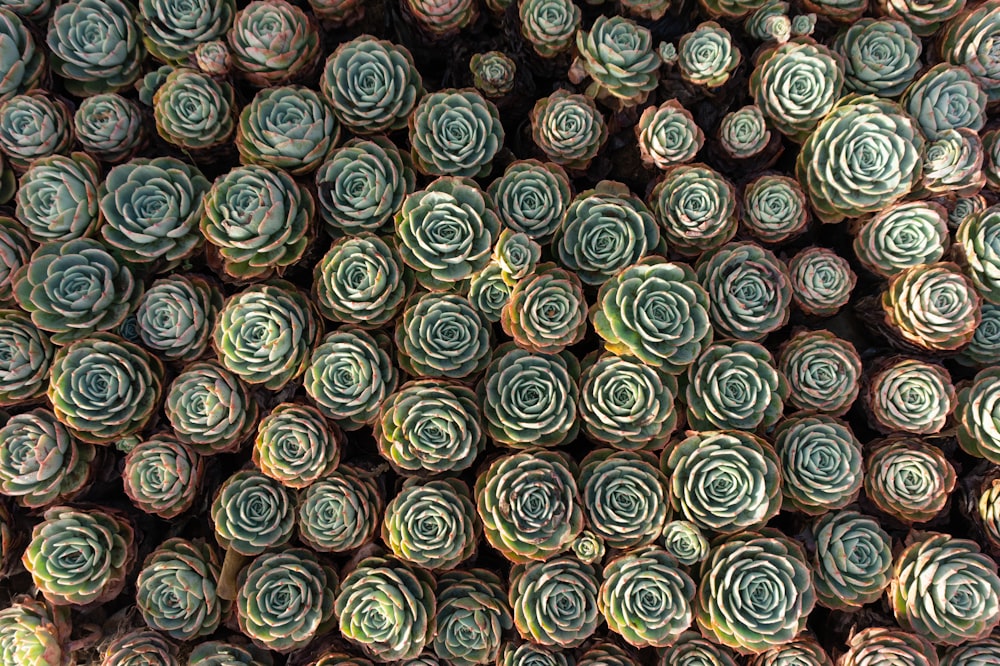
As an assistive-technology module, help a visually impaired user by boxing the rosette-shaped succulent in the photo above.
[478,345,579,448]
[164,361,257,455]
[833,19,921,96]
[677,22,740,87]
[0,309,50,404]
[227,0,318,86]
[982,129,1000,192]
[510,556,599,648]
[696,532,815,654]
[0,598,68,666]
[599,546,694,648]
[314,235,411,329]
[498,643,571,666]
[942,637,1000,666]
[661,431,781,535]
[253,403,341,489]
[519,0,579,57]
[139,0,233,63]
[48,333,161,444]
[696,242,790,340]
[153,68,235,151]
[335,555,436,660]
[135,275,221,362]
[316,137,415,235]
[957,205,1000,305]
[864,437,956,523]
[698,0,767,18]
[470,51,516,98]
[409,89,502,179]
[23,506,133,605]
[578,352,678,451]
[212,470,293,556]
[941,1,1000,103]
[745,637,832,666]
[774,415,862,514]
[891,532,1000,644]
[382,477,477,570]
[957,367,1000,463]
[0,92,72,171]
[620,0,671,18]
[298,464,382,552]
[313,653,374,666]
[661,521,710,567]
[212,282,318,390]
[839,628,937,666]
[193,39,230,75]
[573,15,659,106]
[0,408,92,507]
[136,538,226,640]
[636,100,704,170]
[377,379,484,475]
[571,531,605,564]
[238,548,335,653]
[46,0,142,96]
[475,448,583,562]
[750,42,843,142]
[961,302,1000,367]
[746,2,792,44]
[593,257,712,373]
[396,292,491,378]
[882,262,981,351]
[123,436,201,519]
[502,263,586,353]
[579,449,669,549]
[902,64,985,140]
[189,642,269,666]
[867,358,956,434]
[488,160,571,243]
[100,629,179,666]
[15,152,100,243]
[797,96,924,223]
[810,510,892,609]
[553,181,659,286]
[74,93,144,163]
[0,218,29,304]
[741,174,809,244]
[403,0,478,38]
[788,246,856,316]
[494,230,540,285]
[434,570,512,666]
[718,105,772,160]
[660,632,739,666]
[854,201,949,278]
[948,194,989,230]
[395,177,500,291]
[649,164,738,256]
[920,128,985,196]
[779,331,861,415]
[468,263,510,322]
[529,89,607,171]
[0,9,43,102]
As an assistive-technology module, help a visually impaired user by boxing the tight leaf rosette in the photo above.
[0,218,30,305]
[660,632,739,666]
[188,641,270,666]
[135,275,222,362]
[408,89,503,178]
[519,0,579,58]
[956,205,1000,305]
[573,15,660,106]
[139,0,234,63]
[498,643,571,666]
[23,506,134,606]
[774,415,862,514]
[475,448,583,562]
[717,105,772,160]
[636,100,704,169]
[745,637,832,666]
[961,302,1000,367]
[470,51,516,98]
[833,19,921,96]
[839,628,937,666]
[488,160,571,242]
[403,0,478,38]
[0,92,72,172]
[15,152,100,243]
[661,521,710,567]
[153,68,235,151]
[677,22,741,87]
[866,358,956,435]
[530,90,607,171]
[122,436,201,519]
[494,229,540,285]
[314,234,411,328]
[810,510,892,609]
[433,570,511,666]
[502,263,586,353]
[788,246,856,316]
[882,262,981,351]
[741,174,809,244]
[0,8,43,102]
[920,128,986,196]
[956,367,1000,463]
[395,292,491,379]
[864,437,956,523]
[164,361,258,455]
[0,598,68,666]
[942,637,1000,666]
[649,164,738,256]
[695,531,815,655]
[253,403,341,489]
[0,408,93,507]
[468,263,509,322]
[227,0,319,86]
[101,630,179,666]
[579,449,669,549]
[136,538,226,640]
[572,531,605,564]
[0,309,52,405]
[661,430,782,535]
[902,63,986,139]
[853,201,949,278]
[298,465,382,553]
[211,470,293,557]
[193,40,230,76]
[510,556,599,648]
[376,379,484,475]
[941,1,1000,103]
[382,477,478,571]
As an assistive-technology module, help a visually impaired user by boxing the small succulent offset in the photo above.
[636,100,704,169]
[677,22,741,87]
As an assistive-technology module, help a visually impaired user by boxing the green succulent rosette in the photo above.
[744,1,791,42]
[696,242,790,340]
[409,89,502,178]
[961,302,1000,367]
[227,0,319,86]
[468,263,510,323]
[741,174,808,243]
[402,0,478,38]
[237,548,336,653]
[298,464,382,552]
[920,128,986,196]
[139,0,233,63]
[984,129,1000,191]
[695,531,815,655]
[0,90,72,170]
[788,246,856,316]
[882,262,981,351]
[571,531,605,564]
[376,379,484,475]
[839,628,937,666]
[100,629,179,666]
[660,521,709,567]
[717,105,772,159]
[46,0,142,96]
[745,636,832,666]
[0,0,51,20]
[0,598,68,666]
[164,361,258,455]
[579,449,669,549]
[488,160,571,243]
[778,330,861,415]
[661,430,782,535]
[139,64,173,105]
[433,570,511,666]
[658,631,739,666]
[471,51,516,98]
[498,642,572,666]
[14,152,100,242]
[236,86,338,176]
[902,64,985,142]
[864,437,956,523]
[316,137,415,235]
[152,68,235,151]
[313,234,411,328]
[578,643,638,666]
[212,281,319,391]
[957,205,1000,305]
[809,509,892,610]
[510,556,599,648]
[648,164,738,256]
[335,555,436,661]
[867,358,956,435]
[395,292,492,379]
[23,505,134,606]
[73,93,144,163]
[190,642,271,666]
[136,538,226,640]
[877,0,966,34]
[592,257,713,373]
[475,448,583,562]
[395,177,500,291]
[519,0,579,57]
[574,15,660,106]
[948,194,989,230]
[832,19,920,96]
[636,100,704,170]
[135,275,221,362]
[494,229,540,285]
[502,263,586,353]
[853,201,949,278]
[211,470,293,556]
[957,367,1000,463]
[553,180,659,286]
[253,403,341,489]
[382,477,478,570]
[890,532,1000,644]
[529,89,607,171]
[122,435,201,518]
[578,352,678,451]
[0,8,42,102]
[677,22,740,87]
[941,1,1000,103]
[0,408,93,507]
[942,636,1000,666]
[48,333,162,444]
[0,218,30,303]
[773,415,862,514]
[750,42,844,142]
[799,0,865,21]
[0,309,51,405]
[193,39,230,76]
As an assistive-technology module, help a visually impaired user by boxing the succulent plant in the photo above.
[839,628,937,666]
[134,275,221,362]
[833,19,921,96]
[253,403,341,488]
[810,509,892,610]
[313,652,373,666]
[864,437,956,523]
[573,15,660,106]
[961,303,1000,367]
[23,506,134,605]
[15,152,100,242]
[48,333,162,444]
[518,0,579,57]
[0,90,74,170]
[778,330,861,415]
[529,89,607,171]
[468,263,510,322]
[942,637,1000,666]
[498,643,571,666]
[0,0,50,21]
[741,174,808,243]
[660,520,710,567]
[0,598,69,666]
[867,358,956,435]
[696,242,790,340]
[139,0,233,63]
[774,415,862,514]
[152,68,235,151]
[920,128,986,196]
[335,555,436,660]
[649,164,738,256]
[122,436,201,519]
[890,532,1000,644]
[382,477,478,570]
[100,629,179,666]
[956,205,1000,305]
[189,642,271,666]
[475,448,583,562]
[212,470,293,557]
[744,1,791,43]
[717,105,772,160]
[745,637,832,666]
[433,570,512,666]
[659,631,739,666]
[948,194,989,230]
[409,89,502,177]
[0,309,51,404]
[314,235,410,329]
[941,1,1000,103]
[620,0,671,18]
[164,361,258,455]
[956,367,1000,463]
[677,22,740,87]
[501,262,585,353]
[403,0,478,37]
[228,0,319,86]
[193,39,230,75]
[881,262,981,351]
[578,449,669,549]
[0,9,41,100]
[571,531,605,564]
[902,63,986,140]
[73,93,145,163]
[395,292,491,378]
[494,230,540,285]
[488,160,571,243]
[788,246,856,316]
[212,282,319,390]
[470,51,516,98]
[853,201,949,278]
[510,556,599,648]
[298,464,382,552]
[0,218,29,303]
[635,100,704,169]
[136,538,226,640]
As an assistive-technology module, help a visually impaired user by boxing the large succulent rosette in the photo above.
[0,8,42,102]
[510,556,600,648]
[853,201,949,278]
[941,1,1000,103]
[122,435,201,519]
[15,152,100,243]
[298,464,382,552]
[573,15,660,106]
[956,205,1000,305]
[696,242,790,340]
[395,292,491,379]
[833,18,921,96]
[101,629,180,666]
[0,598,68,666]
[164,361,258,455]
[0,309,51,405]
[408,89,502,178]
[381,477,478,571]
[866,358,956,435]
[881,262,981,351]
[677,22,740,87]
[636,100,704,170]
[134,275,221,362]
[488,160,572,242]
[648,164,738,256]
[810,509,892,609]
[774,415,862,514]
[433,570,512,666]
[519,0,579,57]
[253,403,341,489]
[529,90,607,171]
[864,437,956,523]
[211,469,293,557]
[313,234,411,328]
[902,63,986,139]
[839,628,937,666]
[138,0,234,63]
[227,0,319,86]
[578,449,669,549]
[787,246,856,316]
[502,262,586,353]
[942,637,1000,666]
[956,367,1000,463]
[153,68,235,151]
[778,330,861,415]
[0,92,73,172]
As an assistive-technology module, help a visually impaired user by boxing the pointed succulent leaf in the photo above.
[0,217,30,304]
